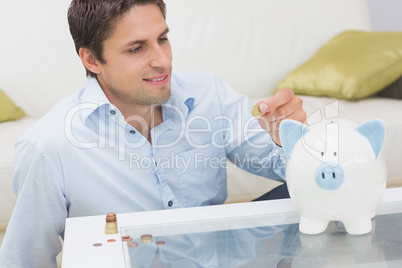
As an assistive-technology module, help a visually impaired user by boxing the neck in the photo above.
[120,104,163,144]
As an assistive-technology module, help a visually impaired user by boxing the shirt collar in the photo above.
[78,75,195,123]
[78,77,111,122]
[163,74,195,121]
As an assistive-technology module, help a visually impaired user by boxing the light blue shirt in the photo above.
[0,72,286,267]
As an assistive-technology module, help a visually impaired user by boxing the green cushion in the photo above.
[276,30,402,100]
[0,88,26,122]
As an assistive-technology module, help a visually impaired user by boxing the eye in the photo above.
[321,152,324,156]
[334,152,337,156]
[158,36,168,43]
[128,45,143,53]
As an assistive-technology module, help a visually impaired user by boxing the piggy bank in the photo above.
[279,118,387,235]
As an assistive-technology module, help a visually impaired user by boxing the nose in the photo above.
[314,162,344,190]
[149,43,172,69]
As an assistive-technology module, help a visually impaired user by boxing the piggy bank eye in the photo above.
[321,152,324,156]
[334,152,337,156]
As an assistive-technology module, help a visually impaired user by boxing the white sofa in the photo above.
[1,0,402,229]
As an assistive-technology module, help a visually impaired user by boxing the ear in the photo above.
[279,119,310,159]
[79,48,101,75]
[355,119,385,159]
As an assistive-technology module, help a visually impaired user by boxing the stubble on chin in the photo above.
[136,85,171,106]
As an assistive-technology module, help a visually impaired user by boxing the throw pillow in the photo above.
[0,88,26,122]
[276,30,402,100]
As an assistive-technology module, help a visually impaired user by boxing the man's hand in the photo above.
[253,88,306,146]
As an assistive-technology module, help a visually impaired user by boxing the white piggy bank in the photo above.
[279,118,387,235]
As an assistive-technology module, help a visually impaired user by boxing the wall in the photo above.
[366,0,402,31]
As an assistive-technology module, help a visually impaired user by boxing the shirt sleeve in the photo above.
[214,77,287,182]
[0,140,68,268]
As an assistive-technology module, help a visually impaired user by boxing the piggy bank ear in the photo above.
[355,119,385,159]
[279,119,310,159]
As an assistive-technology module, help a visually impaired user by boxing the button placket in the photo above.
[152,149,158,174]
[152,149,178,209]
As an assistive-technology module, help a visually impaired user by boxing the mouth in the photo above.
[143,74,169,85]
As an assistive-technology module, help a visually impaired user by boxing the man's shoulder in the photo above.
[18,90,82,148]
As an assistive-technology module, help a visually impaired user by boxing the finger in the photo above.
[257,97,302,122]
[274,96,304,119]
[259,88,295,114]
[257,113,286,125]
[256,119,282,145]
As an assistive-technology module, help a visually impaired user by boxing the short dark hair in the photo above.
[68,0,167,77]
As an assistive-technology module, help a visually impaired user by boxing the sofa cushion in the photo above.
[165,0,370,100]
[277,31,402,100]
[0,89,25,123]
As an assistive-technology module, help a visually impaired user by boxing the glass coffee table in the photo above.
[62,187,402,267]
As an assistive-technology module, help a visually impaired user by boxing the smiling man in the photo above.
[0,0,305,267]
[73,2,173,143]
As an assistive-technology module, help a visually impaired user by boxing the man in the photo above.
[0,0,306,266]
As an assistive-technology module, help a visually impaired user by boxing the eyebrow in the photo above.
[123,27,170,48]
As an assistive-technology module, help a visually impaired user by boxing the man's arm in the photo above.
[0,140,68,268]
[212,77,287,182]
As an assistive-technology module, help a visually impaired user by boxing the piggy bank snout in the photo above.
[314,162,344,190]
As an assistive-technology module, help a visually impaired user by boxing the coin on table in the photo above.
[106,212,117,222]
[141,234,152,238]
[107,239,116,243]
[127,242,138,247]
[140,234,153,243]
[93,243,102,247]
[156,241,165,246]
[122,236,132,242]
[106,212,116,217]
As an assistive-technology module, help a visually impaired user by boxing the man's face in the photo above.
[95,4,172,107]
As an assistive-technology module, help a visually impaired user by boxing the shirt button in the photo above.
[168,201,173,207]
[129,130,136,134]
[110,110,116,115]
